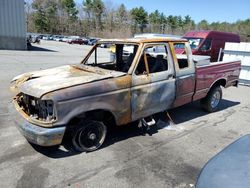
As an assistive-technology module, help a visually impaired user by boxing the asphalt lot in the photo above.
[1,41,250,188]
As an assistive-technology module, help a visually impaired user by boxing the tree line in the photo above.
[25,0,250,41]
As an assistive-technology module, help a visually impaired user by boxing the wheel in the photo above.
[201,86,222,112]
[71,120,107,152]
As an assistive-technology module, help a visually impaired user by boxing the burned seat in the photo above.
[149,55,168,73]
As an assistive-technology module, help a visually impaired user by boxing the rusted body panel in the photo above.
[11,65,126,98]
[51,75,132,126]
[131,41,176,120]
[11,37,241,147]
[131,69,176,121]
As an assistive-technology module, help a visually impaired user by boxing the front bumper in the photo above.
[13,104,66,146]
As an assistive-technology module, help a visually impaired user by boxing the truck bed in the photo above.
[193,60,241,101]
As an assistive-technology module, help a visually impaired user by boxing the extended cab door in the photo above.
[170,42,196,108]
[131,43,176,121]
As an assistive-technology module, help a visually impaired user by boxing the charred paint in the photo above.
[10,38,241,147]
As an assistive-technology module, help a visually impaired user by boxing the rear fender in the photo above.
[209,78,227,90]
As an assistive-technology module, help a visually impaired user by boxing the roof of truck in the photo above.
[99,37,187,44]
[134,33,182,39]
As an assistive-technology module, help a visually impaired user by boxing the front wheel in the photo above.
[71,120,107,152]
[201,86,222,112]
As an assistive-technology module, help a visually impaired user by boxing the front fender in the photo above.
[53,89,131,127]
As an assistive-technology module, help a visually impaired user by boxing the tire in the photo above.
[201,86,222,112]
[71,120,107,152]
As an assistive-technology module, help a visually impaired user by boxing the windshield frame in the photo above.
[81,41,140,74]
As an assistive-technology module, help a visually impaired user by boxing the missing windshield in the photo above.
[84,43,138,73]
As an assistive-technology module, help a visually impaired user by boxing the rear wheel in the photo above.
[71,120,107,152]
[201,86,222,112]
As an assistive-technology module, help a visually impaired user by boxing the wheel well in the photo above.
[68,110,117,128]
[211,79,226,89]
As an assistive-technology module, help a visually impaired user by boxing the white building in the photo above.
[0,0,26,50]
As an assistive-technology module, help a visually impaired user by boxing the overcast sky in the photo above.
[76,0,250,23]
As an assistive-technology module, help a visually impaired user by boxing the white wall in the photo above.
[223,42,250,86]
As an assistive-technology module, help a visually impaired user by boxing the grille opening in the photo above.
[17,93,56,122]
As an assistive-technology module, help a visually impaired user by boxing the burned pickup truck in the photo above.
[11,38,241,151]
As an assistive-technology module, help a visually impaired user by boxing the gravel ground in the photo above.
[0,41,250,188]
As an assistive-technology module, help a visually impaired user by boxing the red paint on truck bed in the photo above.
[193,61,241,101]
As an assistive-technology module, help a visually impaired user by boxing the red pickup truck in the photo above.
[11,38,241,151]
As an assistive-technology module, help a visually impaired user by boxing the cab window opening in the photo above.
[135,44,169,75]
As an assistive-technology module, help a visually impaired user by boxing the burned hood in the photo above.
[11,64,126,98]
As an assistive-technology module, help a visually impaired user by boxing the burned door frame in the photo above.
[170,41,196,108]
[131,42,176,121]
